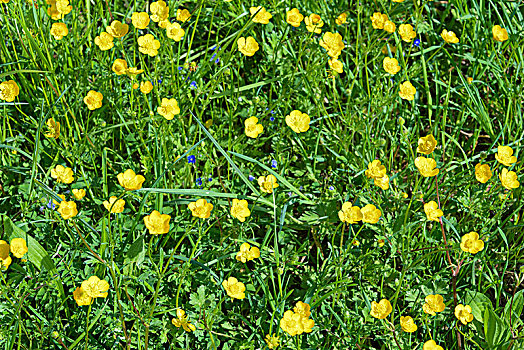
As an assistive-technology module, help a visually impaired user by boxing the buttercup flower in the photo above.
[157,98,180,120]
[132,12,150,29]
[374,175,390,190]
[460,231,484,254]
[415,157,439,177]
[222,277,245,299]
[495,145,517,166]
[399,81,416,100]
[176,9,191,22]
[140,81,153,94]
[188,198,213,219]
[361,204,381,224]
[305,13,324,33]
[106,20,128,38]
[441,29,459,43]
[417,134,437,155]
[454,304,474,325]
[398,24,416,42]
[0,80,20,102]
[424,201,443,222]
[286,8,303,27]
[328,58,343,73]
[52,194,66,206]
[126,67,143,77]
[230,199,251,222]
[279,310,315,336]
[103,196,125,214]
[245,116,263,138]
[370,12,388,29]
[319,32,344,58]
[286,110,310,133]
[250,6,272,24]
[336,13,347,25]
[51,164,74,184]
[117,169,145,190]
[94,32,114,50]
[338,202,363,224]
[112,59,128,75]
[423,340,444,350]
[492,25,508,42]
[45,117,60,139]
[138,34,161,56]
[475,163,492,183]
[150,0,169,23]
[236,242,260,263]
[10,238,27,258]
[383,57,400,75]
[365,160,387,179]
[384,20,396,33]
[423,294,446,315]
[294,301,311,318]
[72,189,86,200]
[265,334,280,349]
[0,240,10,264]
[500,168,519,190]
[81,276,110,298]
[57,201,78,220]
[258,175,279,193]
[237,36,259,56]
[172,309,196,332]
[143,210,171,234]
[50,22,68,40]
[166,22,185,41]
[73,286,92,306]
[400,316,417,333]
[83,90,103,110]
[370,299,392,319]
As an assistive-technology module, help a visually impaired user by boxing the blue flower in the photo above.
[196,177,202,186]
[214,58,220,64]
[210,53,217,61]
[190,81,197,89]
[208,177,213,182]
[46,200,55,210]
[271,160,277,169]
[178,66,183,71]
[329,185,334,191]
[187,155,196,164]
[270,110,275,114]
[248,175,255,181]
[413,38,420,47]
[270,116,275,122]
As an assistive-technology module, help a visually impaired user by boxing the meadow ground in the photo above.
[0,0,523,349]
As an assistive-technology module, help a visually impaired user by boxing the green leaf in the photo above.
[504,290,524,327]
[465,290,492,322]
[125,236,145,267]
[484,307,511,348]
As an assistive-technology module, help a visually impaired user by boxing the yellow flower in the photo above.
[381,44,397,55]
[133,83,139,89]
[172,309,196,332]
[264,333,280,349]
[495,145,517,166]
[378,239,385,247]
[286,8,303,27]
[73,286,92,306]
[50,22,68,40]
[188,198,213,219]
[176,9,191,22]
[336,13,347,25]
[319,32,344,58]
[237,36,259,56]
[374,175,390,190]
[285,110,310,133]
[383,57,400,75]
[392,0,405,2]
[157,98,180,120]
[423,340,444,350]
[492,25,508,42]
[0,240,10,260]
[117,169,145,190]
[126,67,143,77]
[370,299,392,319]
[417,134,437,155]
[467,77,473,84]
[51,165,74,184]
[361,204,381,224]
[72,189,86,200]
[132,12,150,29]
[500,168,519,190]
[106,20,129,38]
[423,294,445,315]
[231,199,251,222]
[143,210,171,234]
[398,23,416,42]
[305,13,324,34]
[47,3,62,20]
[424,201,443,222]
[222,277,245,299]
[103,196,125,213]
[236,242,260,263]
[365,160,387,179]
[399,81,416,101]
[338,202,363,224]
[415,157,439,177]
[166,22,185,41]
[460,231,484,254]
[279,310,314,336]
[140,81,153,94]
[57,201,78,220]
[245,116,263,138]
[328,58,343,73]
[294,301,311,318]
[441,29,459,43]
[138,34,161,56]
[159,19,170,29]
[52,194,66,206]
[94,32,114,50]
[150,0,169,23]
[400,316,417,333]
[112,59,128,75]
[370,12,388,29]
[45,117,60,139]
[0,80,20,102]
[454,304,474,325]
[10,238,27,258]
[384,20,396,33]
[258,175,278,193]
[250,6,272,24]
[83,90,103,110]
[475,163,492,183]
[81,276,110,298]
[56,0,72,15]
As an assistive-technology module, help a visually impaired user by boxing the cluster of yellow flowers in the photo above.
[365,159,390,190]
[235,242,260,263]
[0,238,28,270]
[338,202,382,224]
[73,276,110,306]
[279,301,315,336]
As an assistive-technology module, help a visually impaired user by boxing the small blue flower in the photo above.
[329,185,334,191]
[413,38,420,47]
[210,53,217,61]
[158,78,162,84]
[190,81,197,89]
[46,200,55,210]
[208,177,213,182]
[214,58,220,64]
[248,175,255,181]
[270,110,275,114]
[178,66,183,71]
[196,177,202,186]
[187,155,196,164]
[265,107,269,111]
[271,160,277,169]
[238,97,242,102]
[270,116,275,122]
